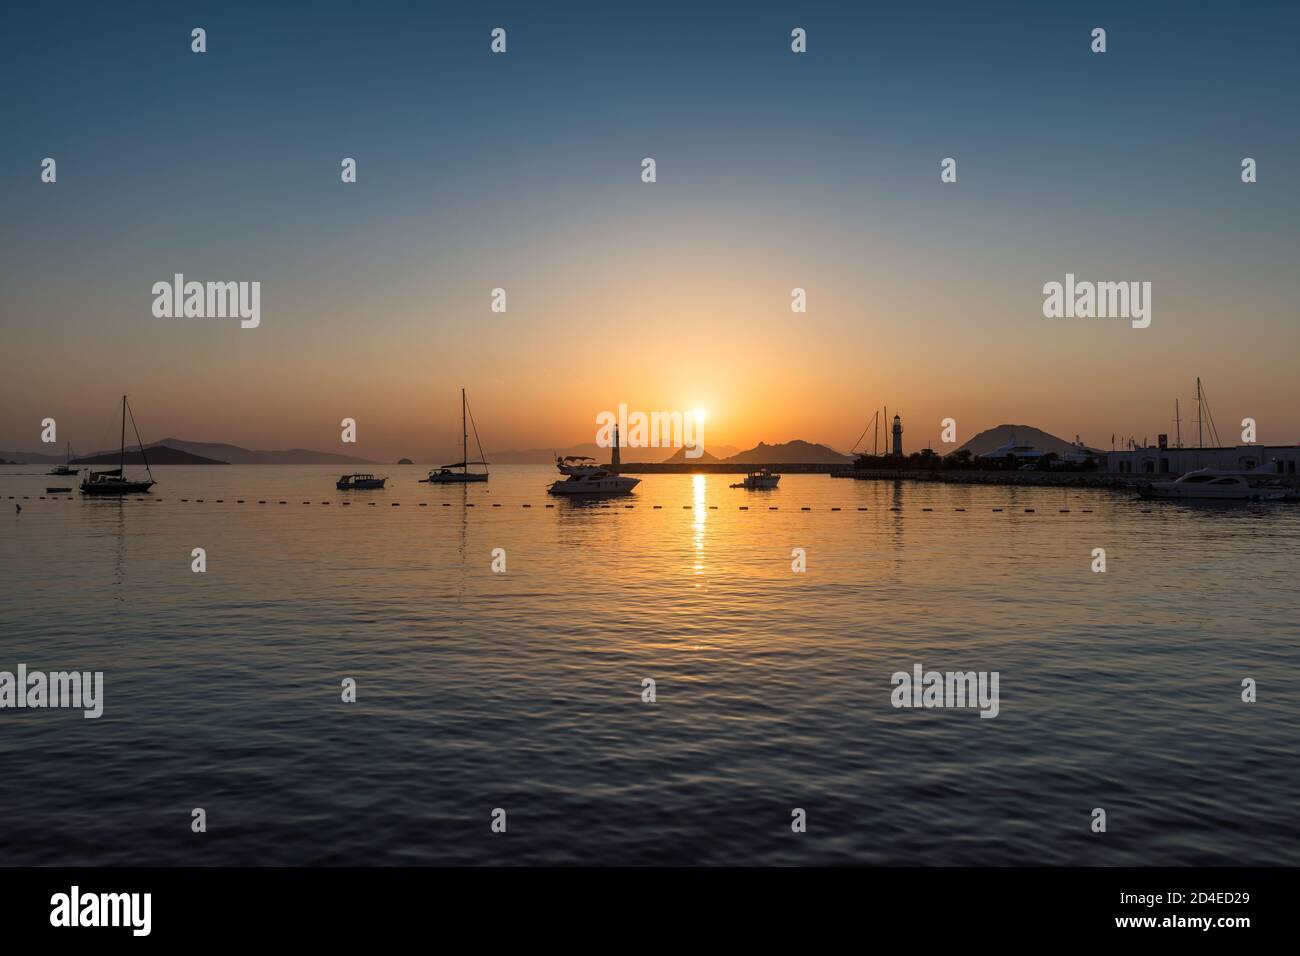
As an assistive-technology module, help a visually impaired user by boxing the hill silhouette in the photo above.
[661,446,721,464]
[725,440,853,465]
[74,447,226,465]
[954,425,1099,458]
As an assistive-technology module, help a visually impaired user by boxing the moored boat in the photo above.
[1139,466,1286,501]
[730,468,780,489]
[336,474,387,490]
[424,388,490,483]
[48,443,78,476]
[80,397,156,495]
[547,456,640,496]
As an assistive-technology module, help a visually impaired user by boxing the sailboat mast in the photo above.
[1196,378,1203,448]
[120,395,127,472]
[462,388,468,475]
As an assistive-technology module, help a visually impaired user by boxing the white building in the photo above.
[1106,444,1300,477]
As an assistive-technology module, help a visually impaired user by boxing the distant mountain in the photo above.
[486,444,612,465]
[1,439,378,465]
[724,440,854,465]
[151,439,377,465]
[0,449,67,465]
[954,425,1099,458]
[74,447,226,466]
[488,443,740,464]
[660,446,722,464]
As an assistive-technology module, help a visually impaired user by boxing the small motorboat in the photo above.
[46,487,73,493]
[336,474,387,490]
[730,468,780,489]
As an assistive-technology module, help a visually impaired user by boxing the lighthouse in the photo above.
[891,415,903,456]
[611,424,621,472]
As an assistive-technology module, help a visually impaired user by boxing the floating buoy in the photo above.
[740,506,748,510]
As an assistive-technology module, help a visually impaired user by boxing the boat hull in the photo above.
[337,479,387,490]
[426,473,488,483]
[80,480,155,495]
[548,476,641,495]
[1140,485,1284,501]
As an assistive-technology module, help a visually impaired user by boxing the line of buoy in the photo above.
[5,496,1153,515]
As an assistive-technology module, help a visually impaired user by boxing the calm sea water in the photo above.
[1,463,1297,865]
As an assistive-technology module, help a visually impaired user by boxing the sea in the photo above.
[1,464,1297,865]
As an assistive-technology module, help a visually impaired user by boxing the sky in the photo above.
[2,0,1298,461]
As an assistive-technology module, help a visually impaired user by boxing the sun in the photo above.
[693,407,707,424]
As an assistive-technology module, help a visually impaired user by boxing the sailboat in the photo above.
[48,443,78,476]
[423,388,489,483]
[79,396,156,495]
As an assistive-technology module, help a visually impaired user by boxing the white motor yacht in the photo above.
[1140,466,1286,501]
[547,456,640,496]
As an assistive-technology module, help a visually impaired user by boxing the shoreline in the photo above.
[615,462,1138,488]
